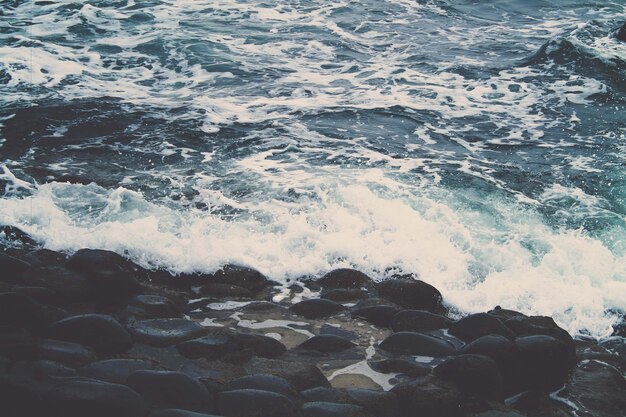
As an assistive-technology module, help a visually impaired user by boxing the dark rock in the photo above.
[11,286,57,305]
[129,318,207,347]
[208,265,274,294]
[126,370,213,413]
[0,326,37,359]
[0,253,31,283]
[616,22,626,42]
[434,354,503,401]
[487,306,527,321]
[21,266,90,302]
[376,278,444,313]
[65,249,141,306]
[459,335,518,392]
[216,389,297,417]
[300,387,349,403]
[39,339,98,368]
[0,373,53,417]
[48,314,133,355]
[246,357,331,391]
[290,299,345,319]
[131,294,182,318]
[302,401,373,417]
[378,332,456,357]
[177,333,234,360]
[391,310,452,333]
[514,335,575,393]
[22,249,68,268]
[560,360,626,417]
[321,289,368,302]
[448,313,515,342]
[368,358,430,378]
[229,332,287,359]
[318,269,373,289]
[226,374,298,399]
[352,305,401,327]
[0,226,38,247]
[199,283,253,299]
[345,388,400,417]
[319,324,358,341]
[12,359,77,378]
[505,316,574,349]
[44,378,147,417]
[298,335,356,353]
[150,410,223,417]
[79,358,156,384]
[391,378,463,417]
[0,291,45,328]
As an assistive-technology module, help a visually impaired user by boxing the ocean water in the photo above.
[0,0,625,337]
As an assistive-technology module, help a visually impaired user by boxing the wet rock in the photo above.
[301,401,373,417]
[318,269,373,289]
[129,318,207,347]
[39,339,98,368]
[150,410,223,417]
[298,335,356,353]
[48,314,133,355]
[300,387,350,403]
[246,357,331,391]
[375,278,444,313]
[11,286,57,305]
[0,374,53,417]
[459,335,518,392]
[13,359,77,379]
[487,306,527,321]
[126,370,213,413]
[207,265,274,294]
[229,331,287,359]
[391,310,453,333]
[560,360,626,417]
[434,354,503,401]
[378,332,456,357]
[177,333,234,360]
[321,289,368,302]
[319,324,359,341]
[616,22,626,42]
[352,305,401,327]
[469,409,527,417]
[0,326,38,359]
[368,358,431,378]
[0,253,31,283]
[0,291,45,328]
[131,295,182,318]
[290,299,346,319]
[216,389,297,417]
[79,358,156,384]
[448,313,515,342]
[65,249,141,306]
[345,388,400,417]
[199,283,253,299]
[44,378,147,417]
[505,316,574,350]
[391,379,462,417]
[226,374,298,399]
[22,249,67,268]
[21,266,90,302]
[514,335,576,393]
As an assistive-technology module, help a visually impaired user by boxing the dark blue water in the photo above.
[0,0,625,337]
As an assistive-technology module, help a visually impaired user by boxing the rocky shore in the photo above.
[0,227,624,417]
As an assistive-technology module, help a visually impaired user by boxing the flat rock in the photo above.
[434,354,503,401]
[375,278,444,313]
[290,299,345,319]
[126,370,213,413]
[47,314,133,355]
[246,357,331,391]
[301,401,373,417]
[226,374,298,399]
[391,310,452,333]
[317,269,373,289]
[129,318,207,347]
[39,339,98,368]
[351,305,401,327]
[216,389,297,417]
[448,313,515,342]
[44,378,147,417]
[0,292,45,328]
[298,335,356,353]
[378,332,456,357]
[79,358,156,384]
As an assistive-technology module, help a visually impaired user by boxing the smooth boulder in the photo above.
[301,401,373,417]
[216,389,297,417]
[391,310,452,333]
[351,305,401,327]
[47,314,133,355]
[290,299,345,319]
[434,354,503,401]
[378,332,456,357]
[376,279,444,313]
[129,318,207,347]
[298,335,356,353]
[317,269,373,289]
[448,313,515,342]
